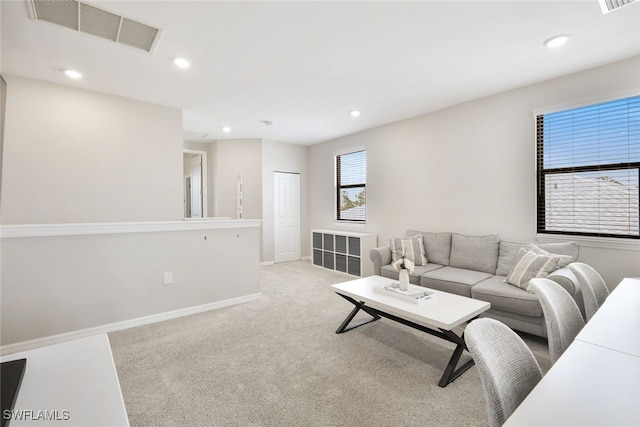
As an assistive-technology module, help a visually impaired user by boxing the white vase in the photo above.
[399,269,410,291]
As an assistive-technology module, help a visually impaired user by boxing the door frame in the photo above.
[274,171,301,263]
[183,149,208,218]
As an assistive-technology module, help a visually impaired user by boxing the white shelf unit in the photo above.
[312,229,377,277]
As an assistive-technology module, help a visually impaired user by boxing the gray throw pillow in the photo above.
[390,234,428,266]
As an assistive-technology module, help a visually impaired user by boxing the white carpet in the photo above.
[109,260,551,426]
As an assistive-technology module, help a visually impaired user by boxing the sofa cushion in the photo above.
[472,275,543,317]
[505,248,559,289]
[479,308,546,338]
[449,233,500,274]
[390,234,428,266]
[496,241,528,276]
[406,230,452,266]
[382,264,442,285]
[420,266,492,298]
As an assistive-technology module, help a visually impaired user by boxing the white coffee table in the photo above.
[331,275,490,387]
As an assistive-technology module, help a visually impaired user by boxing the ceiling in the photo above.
[1,0,639,145]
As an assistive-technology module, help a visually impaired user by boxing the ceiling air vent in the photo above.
[30,0,163,53]
[598,0,639,14]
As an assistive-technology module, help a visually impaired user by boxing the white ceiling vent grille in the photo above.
[30,0,163,53]
[599,0,639,14]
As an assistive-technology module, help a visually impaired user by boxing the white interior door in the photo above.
[190,155,202,218]
[274,172,300,263]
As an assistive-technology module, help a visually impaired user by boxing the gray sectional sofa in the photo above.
[369,230,582,338]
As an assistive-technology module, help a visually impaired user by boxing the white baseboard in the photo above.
[261,257,310,266]
[0,293,262,356]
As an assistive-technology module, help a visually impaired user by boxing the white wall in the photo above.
[1,223,260,347]
[212,139,262,220]
[0,78,262,348]
[197,138,309,263]
[0,75,184,224]
[261,139,310,262]
[309,56,640,288]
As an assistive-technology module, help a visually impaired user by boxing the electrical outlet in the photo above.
[163,272,173,285]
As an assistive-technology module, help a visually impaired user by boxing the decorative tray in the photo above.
[373,283,433,304]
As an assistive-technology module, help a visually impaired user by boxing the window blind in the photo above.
[336,150,366,221]
[536,95,640,239]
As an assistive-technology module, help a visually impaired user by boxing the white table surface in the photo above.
[575,278,640,357]
[0,334,129,426]
[504,277,640,427]
[503,339,640,427]
[331,275,490,330]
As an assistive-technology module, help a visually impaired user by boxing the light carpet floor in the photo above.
[109,260,552,427]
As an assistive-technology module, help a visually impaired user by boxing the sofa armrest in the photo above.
[548,266,578,295]
[370,246,392,276]
[548,266,586,318]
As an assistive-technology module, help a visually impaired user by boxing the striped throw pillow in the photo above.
[390,235,428,266]
[506,248,559,290]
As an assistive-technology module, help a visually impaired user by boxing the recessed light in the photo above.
[173,57,191,69]
[222,126,231,133]
[543,34,571,48]
[350,110,361,117]
[64,69,82,79]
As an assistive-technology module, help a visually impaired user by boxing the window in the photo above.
[336,150,366,222]
[536,96,640,239]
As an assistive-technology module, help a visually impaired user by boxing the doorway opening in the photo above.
[183,149,208,218]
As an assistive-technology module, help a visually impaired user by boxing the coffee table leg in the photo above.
[335,295,381,334]
[438,330,474,387]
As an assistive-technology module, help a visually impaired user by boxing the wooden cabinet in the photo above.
[311,229,377,277]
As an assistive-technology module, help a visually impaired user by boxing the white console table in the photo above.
[504,278,640,426]
[0,334,129,426]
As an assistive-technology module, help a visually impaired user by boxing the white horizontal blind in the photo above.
[599,0,639,14]
[336,150,366,222]
[536,96,640,239]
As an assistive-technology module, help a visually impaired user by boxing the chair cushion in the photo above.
[390,234,428,266]
[420,266,492,297]
[406,230,452,266]
[449,233,500,274]
[472,275,543,317]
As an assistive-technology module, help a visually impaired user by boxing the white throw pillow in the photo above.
[526,243,574,268]
[506,248,560,290]
[390,234,428,266]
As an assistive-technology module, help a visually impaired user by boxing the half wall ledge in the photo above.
[0,219,261,349]
[0,218,262,239]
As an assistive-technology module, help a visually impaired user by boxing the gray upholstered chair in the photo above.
[528,278,585,363]
[568,262,609,321]
[465,318,542,427]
